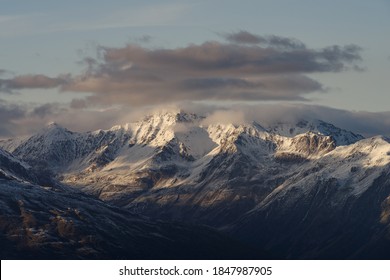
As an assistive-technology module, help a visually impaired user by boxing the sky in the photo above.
[0,0,389,137]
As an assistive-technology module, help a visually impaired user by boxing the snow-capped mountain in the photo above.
[3,122,132,172]
[230,136,390,259]
[1,111,354,203]
[1,143,257,259]
[1,110,390,259]
[268,119,364,145]
[0,111,372,210]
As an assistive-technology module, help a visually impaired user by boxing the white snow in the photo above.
[2,109,389,206]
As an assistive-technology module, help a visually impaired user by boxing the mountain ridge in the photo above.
[1,110,390,259]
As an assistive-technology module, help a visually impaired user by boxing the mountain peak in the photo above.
[141,110,203,126]
[26,122,74,148]
[44,121,67,132]
[46,121,60,128]
[267,119,363,146]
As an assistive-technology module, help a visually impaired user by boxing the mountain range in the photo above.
[1,110,389,259]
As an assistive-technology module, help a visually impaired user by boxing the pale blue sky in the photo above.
[0,0,389,137]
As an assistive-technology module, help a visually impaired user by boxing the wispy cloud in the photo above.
[0,99,26,137]
[221,31,306,49]
[185,103,390,138]
[1,100,390,139]
[0,74,70,94]
[0,69,9,76]
[0,99,128,138]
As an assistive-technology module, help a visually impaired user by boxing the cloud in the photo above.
[30,103,67,118]
[264,35,306,49]
[0,100,131,138]
[70,98,88,109]
[0,74,69,94]
[135,35,152,43]
[200,103,390,138]
[0,32,363,108]
[0,100,26,137]
[0,99,390,139]
[56,33,361,106]
[202,110,246,126]
[0,69,15,78]
[222,30,266,45]
[222,31,306,49]
[0,32,375,139]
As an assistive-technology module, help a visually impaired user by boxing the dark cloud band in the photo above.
[0,74,69,94]
[222,31,306,49]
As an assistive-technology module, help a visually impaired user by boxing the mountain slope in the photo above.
[0,112,368,225]
[2,111,390,259]
[0,141,264,260]
[1,179,263,259]
[229,136,390,259]
[268,119,363,145]
[0,151,261,260]
[0,147,42,184]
